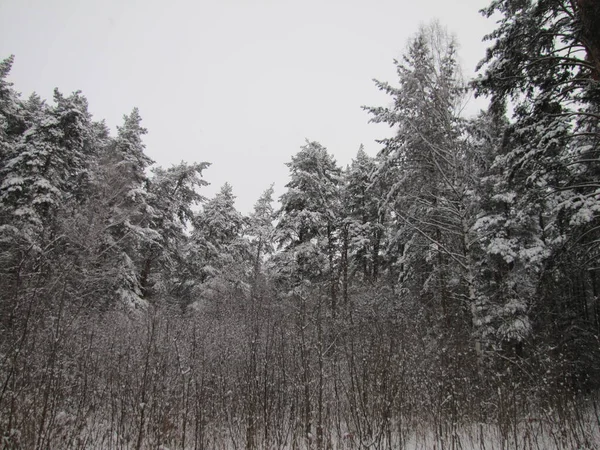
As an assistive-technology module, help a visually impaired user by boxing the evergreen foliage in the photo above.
[1,5,600,446]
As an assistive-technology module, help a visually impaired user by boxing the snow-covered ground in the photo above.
[22,413,598,449]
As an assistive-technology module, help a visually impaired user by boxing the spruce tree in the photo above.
[275,140,342,310]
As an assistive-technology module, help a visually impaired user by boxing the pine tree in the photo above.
[341,146,388,286]
[93,108,156,308]
[140,161,210,300]
[467,109,538,353]
[365,24,476,329]
[190,183,250,305]
[247,184,276,285]
[0,56,24,166]
[476,0,600,387]
[1,89,92,234]
[275,140,342,310]
[476,0,600,236]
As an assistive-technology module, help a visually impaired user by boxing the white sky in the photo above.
[0,0,494,213]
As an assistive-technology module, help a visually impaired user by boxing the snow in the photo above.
[491,191,517,204]
[26,417,600,449]
[569,196,600,226]
[118,287,149,312]
[0,175,25,188]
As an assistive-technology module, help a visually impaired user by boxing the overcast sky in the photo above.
[0,0,494,213]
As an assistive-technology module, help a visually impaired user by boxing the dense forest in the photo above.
[1,1,600,449]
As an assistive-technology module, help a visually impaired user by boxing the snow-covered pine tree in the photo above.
[190,183,250,306]
[140,161,209,300]
[0,55,27,329]
[0,56,24,166]
[365,24,476,331]
[1,89,92,235]
[94,108,156,308]
[476,0,600,385]
[341,146,390,288]
[247,184,276,285]
[275,140,342,310]
[467,108,539,354]
[0,55,24,236]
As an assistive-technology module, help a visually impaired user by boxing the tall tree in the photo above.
[92,108,156,308]
[190,183,250,304]
[247,184,276,287]
[1,89,93,234]
[0,56,23,166]
[275,140,342,310]
[341,146,389,292]
[365,24,476,331]
[140,161,210,301]
[476,0,600,376]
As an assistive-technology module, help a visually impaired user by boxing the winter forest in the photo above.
[1,1,600,449]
